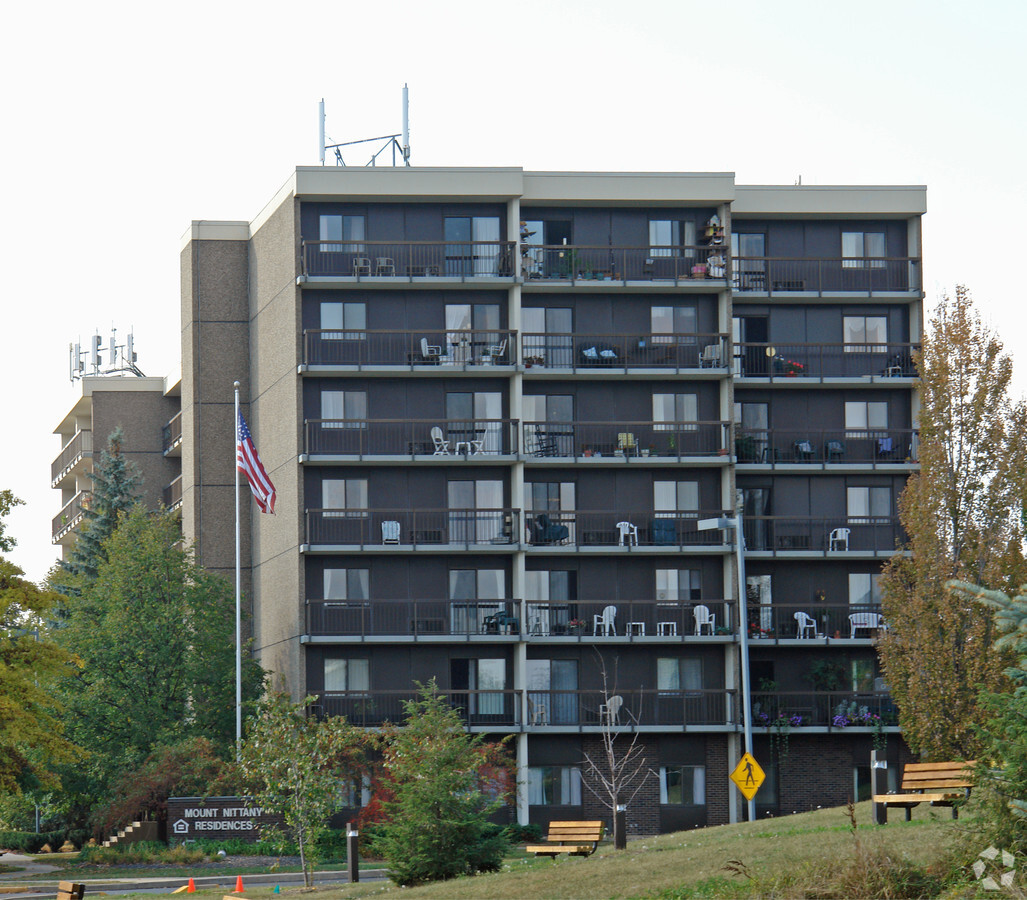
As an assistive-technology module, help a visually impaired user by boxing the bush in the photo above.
[0,828,89,853]
[77,842,206,866]
[500,822,542,843]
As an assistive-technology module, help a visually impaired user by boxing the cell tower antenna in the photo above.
[319,86,411,167]
[68,328,145,382]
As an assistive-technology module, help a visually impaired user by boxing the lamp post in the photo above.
[698,515,755,822]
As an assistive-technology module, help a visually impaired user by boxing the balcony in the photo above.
[732,256,920,295]
[735,428,918,468]
[51,430,92,488]
[162,475,183,511]
[304,598,735,640]
[302,329,517,370]
[750,691,898,730]
[747,603,885,641]
[742,517,904,556]
[301,241,516,281]
[520,332,729,373]
[52,491,91,543]
[313,688,737,730]
[524,510,733,551]
[734,342,919,381]
[162,412,183,456]
[523,420,730,462]
[521,245,728,286]
[303,419,518,460]
[304,508,521,551]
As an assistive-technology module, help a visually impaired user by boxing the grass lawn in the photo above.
[5,800,993,900]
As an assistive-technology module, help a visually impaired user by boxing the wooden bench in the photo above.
[58,882,86,900]
[873,760,975,822]
[526,820,605,857]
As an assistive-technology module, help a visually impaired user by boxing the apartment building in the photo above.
[53,166,922,833]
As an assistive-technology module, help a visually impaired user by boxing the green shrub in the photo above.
[0,828,89,853]
[500,822,542,843]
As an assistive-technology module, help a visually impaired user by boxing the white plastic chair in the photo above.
[599,694,623,725]
[616,521,639,546]
[700,344,722,367]
[593,604,617,636]
[381,520,401,544]
[482,337,507,364]
[849,612,884,638]
[352,257,371,276]
[374,257,395,276]
[693,604,716,635]
[828,527,850,551]
[420,337,442,363]
[794,611,817,639]
[430,426,450,456]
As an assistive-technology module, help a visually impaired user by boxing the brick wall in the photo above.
[580,734,661,836]
[705,734,730,825]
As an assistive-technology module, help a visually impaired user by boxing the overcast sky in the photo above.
[2,0,1024,582]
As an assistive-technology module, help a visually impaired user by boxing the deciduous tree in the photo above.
[878,287,1027,759]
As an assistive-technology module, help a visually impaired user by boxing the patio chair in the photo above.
[793,439,815,462]
[374,257,395,276]
[599,694,623,724]
[352,257,371,276]
[420,337,443,364]
[825,439,845,462]
[828,527,850,551]
[531,513,569,545]
[616,433,637,456]
[700,343,722,367]
[430,426,450,455]
[381,520,401,544]
[532,424,559,457]
[693,604,716,635]
[616,521,639,546]
[593,604,617,636]
[794,611,817,639]
[481,337,507,365]
[849,612,885,638]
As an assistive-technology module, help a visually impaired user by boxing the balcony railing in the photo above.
[521,333,729,370]
[525,510,733,548]
[162,412,183,454]
[736,428,918,465]
[732,257,920,294]
[742,517,903,554]
[305,598,734,638]
[314,688,737,728]
[306,508,520,547]
[750,690,898,729]
[523,245,727,284]
[51,430,92,485]
[734,342,919,379]
[303,329,518,368]
[523,421,730,459]
[305,419,518,457]
[52,491,91,541]
[747,603,884,640]
[162,475,183,511]
[302,241,516,279]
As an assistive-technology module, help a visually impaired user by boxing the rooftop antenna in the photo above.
[319,85,411,167]
[68,328,144,382]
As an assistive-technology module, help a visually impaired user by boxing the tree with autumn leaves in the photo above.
[879,286,1027,760]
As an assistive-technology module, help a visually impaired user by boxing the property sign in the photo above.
[729,752,766,801]
[167,797,284,842]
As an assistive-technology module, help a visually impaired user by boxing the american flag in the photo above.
[237,412,276,514]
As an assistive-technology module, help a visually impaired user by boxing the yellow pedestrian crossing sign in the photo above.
[730,752,765,800]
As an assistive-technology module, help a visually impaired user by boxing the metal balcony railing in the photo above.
[305,419,518,457]
[51,430,92,485]
[52,491,91,541]
[314,689,523,727]
[162,475,183,511]
[520,333,729,370]
[742,517,904,554]
[522,245,727,284]
[747,603,884,640]
[749,690,898,729]
[303,329,518,368]
[305,508,520,547]
[735,428,919,465]
[302,241,516,279]
[731,256,920,294]
[162,412,183,454]
[734,342,920,379]
[524,510,733,548]
[523,421,731,459]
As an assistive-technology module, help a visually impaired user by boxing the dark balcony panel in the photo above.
[747,603,885,640]
[742,517,904,554]
[304,329,517,368]
[162,412,183,454]
[749,690,897,729]
[521,333,729,370]
[523,599,733,638]
[306,508,520,548]
[734,342,919,379]
[305,419,518,457]
[52,430,92,484]
[53,491,91,541]
[524,510,733,549]
[162,476,183,510]
[307,599,524,638]
[523,245,727,283]
[315,689,521,727]
[523,421,730,460]
[525,689,735,728]
[736,428,919,465]
[732,257,920,294]
[303,241,516,279]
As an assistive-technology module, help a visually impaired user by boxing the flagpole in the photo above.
[234,381,242,761]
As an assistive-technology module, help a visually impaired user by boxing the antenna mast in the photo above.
[69,328,145,382]
[319,86,411,167]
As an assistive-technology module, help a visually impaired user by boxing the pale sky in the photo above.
[2,0,1024,582]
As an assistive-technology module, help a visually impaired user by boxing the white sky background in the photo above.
[1,0,1024,582]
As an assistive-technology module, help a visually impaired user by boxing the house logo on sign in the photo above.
[172,819,190,835]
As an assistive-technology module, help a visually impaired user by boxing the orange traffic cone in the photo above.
[187,878,196,894]
[234,875,245,893]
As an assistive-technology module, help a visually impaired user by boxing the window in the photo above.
[842,231,886,268]
[845,401,888,438]
[731,232,767,288]
[324,568,369,600]
[847,486,891,521]
[660,766,706,805]
[522,307,573,367]
[527,766,582,806]
[340,776,372,809]
[320,301,366,339]
[649,220,696,257]
[653,393,698,432]
[848,573,882,607]
[323,478,368,517]
[450,568,504,633]
[319,214,365,252]
[656,569,702,602]
[324,658,369,692]
[657,657,702,693]
[448,479,504,542]
[843,316,887,351]
[852,659,875,692]
[654,481,699,517]
[444,216,501,275]
[651,305,698,343]
[321,390,367,428]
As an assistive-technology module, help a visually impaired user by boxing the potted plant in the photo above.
[524,354,545,368]
[567,618,586,635]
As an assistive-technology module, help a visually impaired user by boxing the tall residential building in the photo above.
[58,166,924,832]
